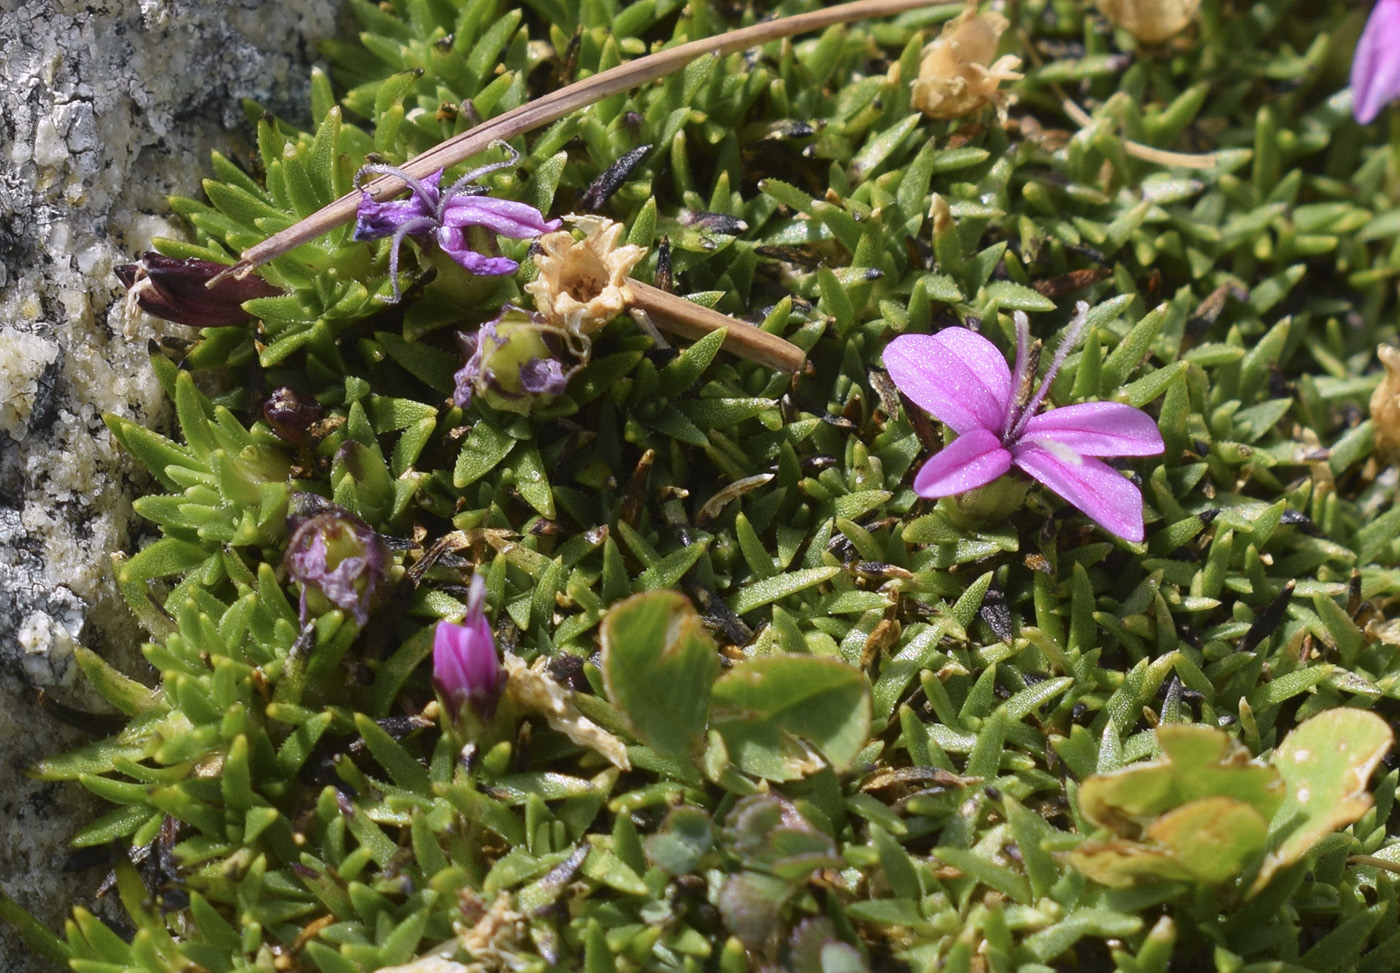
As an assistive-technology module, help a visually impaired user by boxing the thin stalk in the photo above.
[215,0,944,282]
[627,279,807,373]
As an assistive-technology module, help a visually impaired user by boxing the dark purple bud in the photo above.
[432,575,503,724]
[284,505,389,627]
[115,252,279,327]
[262,387,323,445]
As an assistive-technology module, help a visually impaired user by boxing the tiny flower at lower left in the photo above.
[433,574,504,725]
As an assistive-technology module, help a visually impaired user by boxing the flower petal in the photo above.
[1022,402,1164,457]
[884,329,1012,434]
[1352,0,1400,124]
[912,427,1013,497]
[354,171,441,241]
[435,228,521,275]
[1012,443,1146,542]
[441,196,564,238]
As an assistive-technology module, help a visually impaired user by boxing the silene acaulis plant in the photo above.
[883,303,1165,542]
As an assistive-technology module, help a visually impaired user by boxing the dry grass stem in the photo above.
[214,0,944,282]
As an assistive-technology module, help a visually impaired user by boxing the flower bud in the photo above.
[262,387,324,445]
[432,575,504,724]
[453,307,577,414]
[283,498,389,626]
[115,252,279,328]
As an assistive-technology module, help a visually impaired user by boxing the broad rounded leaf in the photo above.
[601,590,719,766]
[1251,709,1394,894]
[1078,723,1285,838]
[711,655,872,781]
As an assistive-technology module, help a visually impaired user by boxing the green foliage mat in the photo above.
[9,0,1400,970]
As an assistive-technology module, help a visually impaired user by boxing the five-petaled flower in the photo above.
[1351,0,1400,125]
[433,575,504,724]
[883,303,1165,542]
[353,143,562,301]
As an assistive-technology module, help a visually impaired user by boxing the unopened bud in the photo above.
[115,252,279,328]
[263,387,324,445]
[432,575,504,724]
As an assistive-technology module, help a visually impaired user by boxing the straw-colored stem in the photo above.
[1057,96,1236,170]
[1017,27,1238,171]
[627,280,807,373]
[216,0,942,281]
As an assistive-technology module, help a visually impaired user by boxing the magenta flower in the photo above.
[1352,0,1400,124]
[432,575,503,723]
[883,304,1164,542]
[353,143,562,301]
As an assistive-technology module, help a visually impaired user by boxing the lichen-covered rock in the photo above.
[0,1,338,966]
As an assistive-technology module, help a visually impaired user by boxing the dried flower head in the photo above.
[284,499,390,626]
[883,303,1165,542]
[115,252,279,328]
[910,0,1022,120]
[1095,0,1202,44]
[452,306,579,414]
[524,214,648,339]
[1371,345,1400,464]
[1351,0,1400,125]
[353,142,561,302]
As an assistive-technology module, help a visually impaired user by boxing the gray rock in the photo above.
[0,1,341,967]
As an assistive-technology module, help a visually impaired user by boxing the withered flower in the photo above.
[909,0,1022,120]
[116,252,279,328]
[1096,0,1202,44]
[284,498,390,627]
[523,215,647,340]
[1371,345,1400,464]
[452,306,578,414]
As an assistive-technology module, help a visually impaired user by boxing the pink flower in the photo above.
[1352,0,1400,125]
[883,304,1164,542]
[432,575,503,723]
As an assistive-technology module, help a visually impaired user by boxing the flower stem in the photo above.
[627,279,807,372]
[213,0,944,282]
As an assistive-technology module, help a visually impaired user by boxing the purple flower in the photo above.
[353,143,562,301]
[284,501,390,626]
[883,303,1164,542]
[433,575,503,723]
[453,306,576,414]
[115,252,279,327]
[1352,0,1400,124]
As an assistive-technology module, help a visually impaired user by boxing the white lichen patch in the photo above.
[0,329,60,440]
